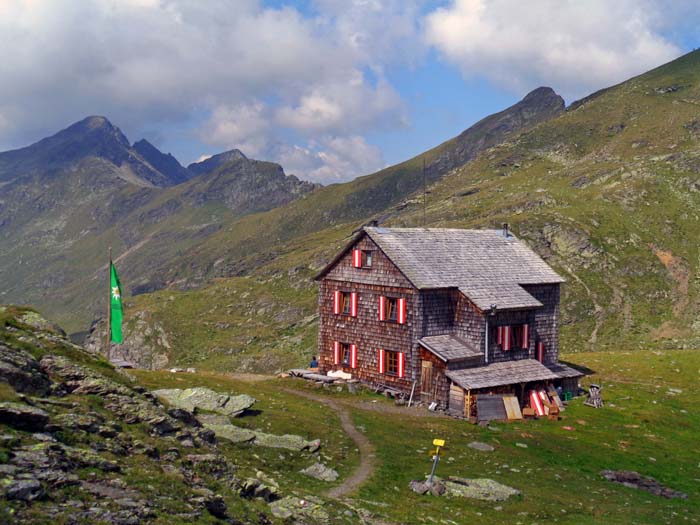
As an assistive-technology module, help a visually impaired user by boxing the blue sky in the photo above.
[0,1,697,183]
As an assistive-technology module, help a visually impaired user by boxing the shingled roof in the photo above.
[419,335,482,363]
[363,227,563,310]
[446,359,560,390]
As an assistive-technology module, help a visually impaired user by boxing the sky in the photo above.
[0,0,698,184]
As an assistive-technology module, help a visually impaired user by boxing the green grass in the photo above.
[129,347,700,524]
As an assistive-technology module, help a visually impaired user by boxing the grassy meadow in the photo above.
[132,347,700,524]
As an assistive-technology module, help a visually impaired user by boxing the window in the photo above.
[495,323,529,351]
[386,297,398,322]
[340,342,351,365]
[340,292,351,315]
[385,350,399,375]
[378,349,405,377]
[378,296,406,324]
[352,249,373,268]
[333,290,358,316]
[334,341,358,368]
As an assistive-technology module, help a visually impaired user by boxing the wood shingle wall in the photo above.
[318,237,416,390]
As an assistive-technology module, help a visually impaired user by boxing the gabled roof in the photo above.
[419,335,482,363]
[315,227,563,311]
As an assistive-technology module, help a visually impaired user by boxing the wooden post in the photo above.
[466,389,471,418]
[106,247,111,358]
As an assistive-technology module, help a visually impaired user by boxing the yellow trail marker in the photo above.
[428,439,446,483]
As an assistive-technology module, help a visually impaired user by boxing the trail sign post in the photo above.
[428,438,445,484]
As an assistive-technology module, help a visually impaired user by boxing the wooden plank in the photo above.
[449,383,464,415]
[476,395,508,422]
[503,395,523,420]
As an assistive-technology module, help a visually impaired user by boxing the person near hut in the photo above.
[309,356,318,369]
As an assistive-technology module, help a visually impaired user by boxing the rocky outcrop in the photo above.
[0,344,51,395]
[153,387,255,417]
[0,307,335,524]
[0,402,50,431]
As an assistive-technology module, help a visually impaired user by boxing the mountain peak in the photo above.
[187,149,248,176]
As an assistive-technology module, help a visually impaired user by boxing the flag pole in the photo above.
[107,246,112,357]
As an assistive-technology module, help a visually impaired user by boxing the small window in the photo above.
[385,350,399,375]
[361,250,373,268]
[340,342,351,365]
[340,292,351,315]
[386,297,398,322]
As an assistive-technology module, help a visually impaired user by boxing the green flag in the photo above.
[110,262,123,344]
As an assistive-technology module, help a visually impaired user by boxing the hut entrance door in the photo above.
[420,360,435,399]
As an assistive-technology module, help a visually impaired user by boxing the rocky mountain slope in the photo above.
[99,50,700,372]
[132,139,193,185]
[0,305,360,524]
[0,119,318,332]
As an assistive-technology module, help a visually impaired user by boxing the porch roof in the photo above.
[446,359,559,390]
[419,334,482,363]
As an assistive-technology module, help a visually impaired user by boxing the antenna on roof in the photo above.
[423,157,427,228]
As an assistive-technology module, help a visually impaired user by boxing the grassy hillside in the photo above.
[133,348,700,524]
[104,49,700,372]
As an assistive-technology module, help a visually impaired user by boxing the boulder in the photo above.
[0,402,49,431]
[443,477,520,501]
[203,423,256,444]
[253,431,315,451]
[5,479,45,501]
[300,462,339,482]
[0,345,51,395]
[153,387,255,417]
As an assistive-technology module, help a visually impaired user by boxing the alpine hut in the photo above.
[314,225,583,418]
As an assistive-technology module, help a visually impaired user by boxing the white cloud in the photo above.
[274,135,385,184]
[0,0,416,181]
[199,102,271,157]
[425,0,682,100]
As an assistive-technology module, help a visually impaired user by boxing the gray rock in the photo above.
[203,423,256,444]
[253,431,316,451]
[443,477,520,501]
[300,462,339,482]
[5,479,45,501]
[0,345,51,395]
[0,402,50,431]
[153,387,255,417]
[269,496,329,522]
[468,441,495,452]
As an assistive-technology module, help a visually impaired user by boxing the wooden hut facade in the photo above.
[314,226,582,415]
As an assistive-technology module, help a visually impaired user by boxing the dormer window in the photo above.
[352,249,373,268]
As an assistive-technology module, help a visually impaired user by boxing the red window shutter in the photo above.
[521,324,529,349]
[352,249,362,268]
[503,326,512,351]
[378,349,385,373]
[350,292,358,317]
[398,352,405,378]
[378,296,386,321]
[350,344,358,368]
[333,291,341,315]
[497,326,503,345]
[537,342,545,362]
[397,298,406,324]
[333,341,340,365]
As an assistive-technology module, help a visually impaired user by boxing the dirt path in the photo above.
[281,388,376,499]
